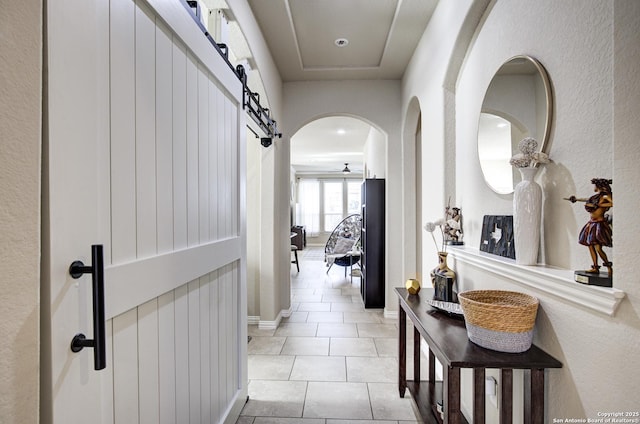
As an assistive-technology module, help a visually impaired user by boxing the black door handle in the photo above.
[69,244,106,370]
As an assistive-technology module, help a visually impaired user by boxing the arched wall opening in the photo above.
[282,79,403,314]
[289,114,387,247]
[401,97,423,284]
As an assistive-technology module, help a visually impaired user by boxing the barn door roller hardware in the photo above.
[183,1,282,144]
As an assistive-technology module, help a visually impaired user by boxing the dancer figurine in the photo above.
[564,178,613,278]
[445,206,464,245]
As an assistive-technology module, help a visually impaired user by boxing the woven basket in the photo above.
[458,290,539,353]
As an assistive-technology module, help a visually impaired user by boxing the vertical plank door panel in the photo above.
[138,299,160,424]
[156,21,174,254]
[113,309,139,422]
[110,0,137,264]
[209,81,219,240]
[224,99,234,238]
[216,87,226,240]
[186,53,199,246]
[135,1,158,259]
[174,284,190,423]
[187,279,201,423]
[231,106,239,235]
[102,320,115,424]
[225,264,235,401]
[172,41,188,250]
[198,67,210,243]
[218,267,229,406]
[209,271,221,421]
[199,275,212,423]
[232,263,240,392]
[158,292,177,424]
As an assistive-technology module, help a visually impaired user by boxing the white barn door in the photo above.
[42,1,247,423]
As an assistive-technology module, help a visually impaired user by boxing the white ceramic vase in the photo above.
[513,167,542,265]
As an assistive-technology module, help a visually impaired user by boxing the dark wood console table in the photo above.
[396,288,562,424]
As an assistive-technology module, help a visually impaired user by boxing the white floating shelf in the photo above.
[447,246,626,317]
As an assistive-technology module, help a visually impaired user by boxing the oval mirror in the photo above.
[478,56,552,194]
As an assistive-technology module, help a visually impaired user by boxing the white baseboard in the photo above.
[247,316,260,325]
[281,305,294,318]
[257,305,294,330]
[383,308,398,320]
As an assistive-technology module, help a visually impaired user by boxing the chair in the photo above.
[291,245,299,272]
[324,214,362,278]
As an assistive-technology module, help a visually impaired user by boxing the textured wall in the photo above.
[453,0,639,419]
[402,0,640,420]
[0,0,42,423]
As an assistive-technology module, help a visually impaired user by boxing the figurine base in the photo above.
[574,270,612,287]
[433,274,458,303]
[445,240,464,246]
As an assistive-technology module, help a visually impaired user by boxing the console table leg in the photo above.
[501,369,513,424]
[429,348,435,409]
[524,369,544,424]
[444,366,461,424]
[473,368,486,424]
[413,326,421,383]
[398,302,407,398]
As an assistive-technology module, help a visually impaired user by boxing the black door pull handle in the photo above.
[69,244,106,370]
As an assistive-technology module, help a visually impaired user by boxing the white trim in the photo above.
[448,246,626,317]
[281,305,294,318]
[257,306,294,330]
[247,316,260,325]
[105,237,241,319]
[384,308,398,320]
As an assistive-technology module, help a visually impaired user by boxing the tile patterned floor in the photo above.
[237,247,424,424]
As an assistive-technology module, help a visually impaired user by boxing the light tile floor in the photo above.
[237,247,425,424]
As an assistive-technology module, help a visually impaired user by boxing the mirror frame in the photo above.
[478,55,553,194]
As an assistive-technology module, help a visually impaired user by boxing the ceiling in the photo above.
[243,0,438,173]
[247,0,438,82]
[290,116,373,175]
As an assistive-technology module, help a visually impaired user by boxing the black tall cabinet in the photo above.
[360,179,385,308]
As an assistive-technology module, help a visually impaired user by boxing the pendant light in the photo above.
[342,163,351,174]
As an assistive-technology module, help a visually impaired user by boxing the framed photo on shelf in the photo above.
[479,215,515,259]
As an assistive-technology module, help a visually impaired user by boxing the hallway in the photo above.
[237,247,423,423]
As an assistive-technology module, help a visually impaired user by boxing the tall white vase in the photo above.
[513,167,542,265]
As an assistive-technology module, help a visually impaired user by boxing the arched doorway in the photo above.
[290,116,386,247]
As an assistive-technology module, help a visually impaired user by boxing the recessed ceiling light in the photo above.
[334,38,349,47]
[337,128,346,135]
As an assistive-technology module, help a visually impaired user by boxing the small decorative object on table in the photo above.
[426,298,464,317]
[564,178,613,287]
[510,137,550,265]
[405,278,421,295]
[458,290,539,353]
[444,198,464,245]
[424,217,458,303]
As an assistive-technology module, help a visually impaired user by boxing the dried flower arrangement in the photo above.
[509,137,550,168]
[424,219,447,253]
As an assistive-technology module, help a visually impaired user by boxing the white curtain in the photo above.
[297,179,320,236]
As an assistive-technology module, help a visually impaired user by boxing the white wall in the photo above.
[228,0,289,324]
[282,80,403,311]
[401,0,485,285]
[403,0,640,420]
[363,127,386,178]
[0,1,42,423]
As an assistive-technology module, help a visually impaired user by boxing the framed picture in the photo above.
[479,215,515,259]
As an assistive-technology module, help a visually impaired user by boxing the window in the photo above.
[296,178,361,236]
[324,181,343,232]
[298,180,320,234]
[347,181,361,214]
